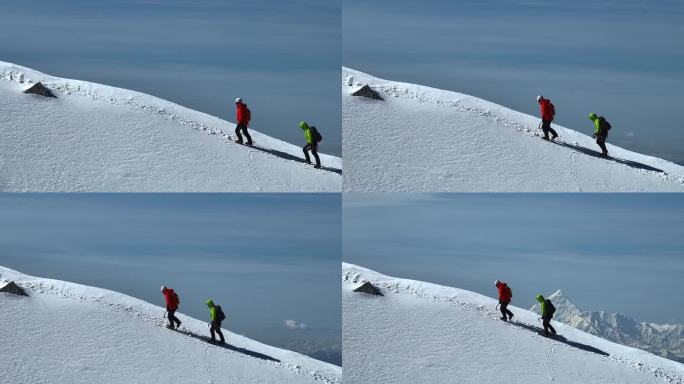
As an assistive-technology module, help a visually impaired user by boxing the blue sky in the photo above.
[0,193,341,365]
[344,0,684,164]
[344,194,684,324]
[0,0,341,155]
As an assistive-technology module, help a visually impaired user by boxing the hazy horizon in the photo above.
[0,0,341,155]
[344,193,684,325]
[344,0,684,165]
[0,193,342,365]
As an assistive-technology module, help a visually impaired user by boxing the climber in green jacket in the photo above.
[588,112,610,157]
[536,294,557,337]
[206,299,225,343]
[300,121,321,168]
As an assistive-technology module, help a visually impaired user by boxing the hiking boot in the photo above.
[541,137,550,141]
[234,140,243,144]
[508,313,514,321]
[245,142,253,147]
[551,135,558,141]
[166,324,175,330]
[500,316,507,321]
[314,164,321,169]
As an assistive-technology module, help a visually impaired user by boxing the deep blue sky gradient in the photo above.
[343,194,684,324]
[0,0,341,155]
[344,0,684,164]
[0,193,341,364]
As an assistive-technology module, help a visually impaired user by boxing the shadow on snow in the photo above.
[507,321,610,357]
[247,144,342,175]
[551,140,664,173]
[174,328,281,362]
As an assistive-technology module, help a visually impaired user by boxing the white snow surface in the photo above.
[342,263,684,384]
[342,68,684,191]
[0,61,341,191]
[531,290,684,363]
[0,265,341,384]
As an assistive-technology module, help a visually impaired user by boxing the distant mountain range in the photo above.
[532,289,683,363]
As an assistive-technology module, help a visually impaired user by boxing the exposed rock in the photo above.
[0,281,28,296]
[353,281,383,296]
[351,85,383,100]
[24,82,57,98]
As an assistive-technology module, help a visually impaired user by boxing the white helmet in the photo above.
[494,280,501,286]
[537,95,543,101]
[235,97,242,103]
[161,285,167,293]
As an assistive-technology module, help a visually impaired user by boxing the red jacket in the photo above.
[497,283,512,303]
[539,99,555,122]
[236,102,250,126]
[164,288,179,311]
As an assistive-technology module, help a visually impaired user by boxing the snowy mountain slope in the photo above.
[0,61,341,192]
[0,265,341,384]
[342,263,684,384]
[342,68,684,192]
[531,290,683,363]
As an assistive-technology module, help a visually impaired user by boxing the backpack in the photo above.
[311,126,323,143]
[598,116,611,132]
[505,286,512,299]
[215,305,226,321]
[244,106,251,123]
[545,299,556,316]
[171,291,180,307]
[548,102,555,117]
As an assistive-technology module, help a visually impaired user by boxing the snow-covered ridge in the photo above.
[0,265,341,383]
[342,263,684,384]
[0,61,341,191]
[531,290,683,363]
[342,67,684,191]
[2,63,242,138]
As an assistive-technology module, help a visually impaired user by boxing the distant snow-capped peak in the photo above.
[531,289,683,363]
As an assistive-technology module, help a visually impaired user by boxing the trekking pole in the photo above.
[495,303,500,310]
[163,310,168,319]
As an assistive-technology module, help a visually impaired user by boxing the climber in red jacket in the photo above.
[495,280,515,321]
[537,95,558,141]
[234,97,252,146]
[161,286,182,330]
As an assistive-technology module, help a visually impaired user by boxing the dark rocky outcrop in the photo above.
[351,85,383,100]
[24,82,57,98]
[0,281,28,296]
[353,281,383,296]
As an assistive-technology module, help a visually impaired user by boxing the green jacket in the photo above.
[588,112,603,136]
[536,294,548,316]
[300,122,313,144]
[206,299,217,321]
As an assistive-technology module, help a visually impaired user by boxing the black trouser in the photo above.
[596,135,608,155]
[500,301,514,319]
[303,143,321,167]
[167,309,181,329]
[541,120,558,139]
[210,320,225,342]
[542,316,556,336]
[235,124,252,145]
